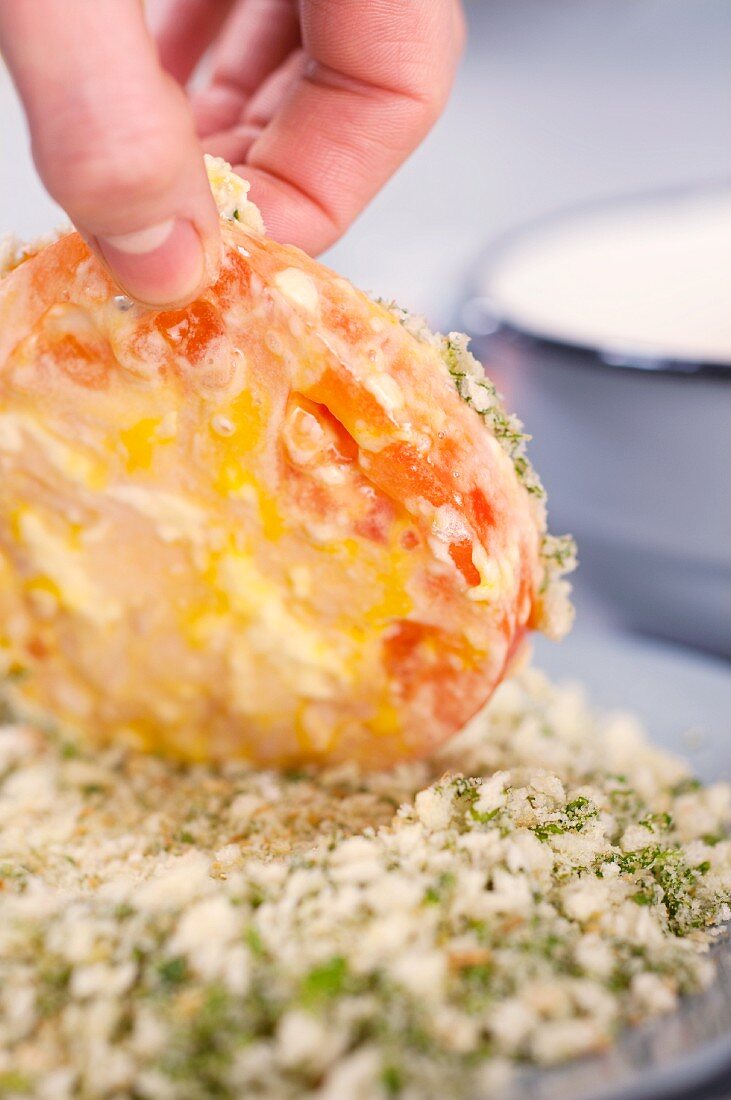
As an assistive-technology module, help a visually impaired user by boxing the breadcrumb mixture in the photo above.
[385,302,576,640]
[0,669,729,1100]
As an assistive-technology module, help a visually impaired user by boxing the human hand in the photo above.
[0,0,464,308]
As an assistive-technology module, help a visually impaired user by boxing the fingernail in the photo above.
[97,218,206,307]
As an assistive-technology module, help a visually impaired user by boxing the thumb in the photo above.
[0,0,220,308]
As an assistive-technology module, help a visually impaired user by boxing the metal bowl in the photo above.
[461,190,731,657]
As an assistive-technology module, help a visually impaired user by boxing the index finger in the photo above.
[0,0,220,307]
[239,0,463,254]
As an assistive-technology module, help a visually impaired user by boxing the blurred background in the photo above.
[2,0,730,659]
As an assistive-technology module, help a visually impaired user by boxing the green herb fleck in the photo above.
[245,927,265,957]
[158,956,188,986]
[639,812,674,833]
[381,1065,404,1096]
[0,1071,33,1096]
[671,777,702,796]
[299,956,348,1006]
[37,961,72,1018]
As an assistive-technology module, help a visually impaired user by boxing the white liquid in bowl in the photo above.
[485,190,731,365]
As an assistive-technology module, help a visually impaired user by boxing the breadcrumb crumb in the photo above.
[0,668,728,1099]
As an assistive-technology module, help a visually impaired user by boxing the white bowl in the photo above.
[462,189,731,657]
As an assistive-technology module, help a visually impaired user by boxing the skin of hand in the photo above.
[0,0,465,309]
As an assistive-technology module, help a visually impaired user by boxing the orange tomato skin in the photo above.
[0,217,544,767]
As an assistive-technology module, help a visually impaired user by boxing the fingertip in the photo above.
[0,0,222,307]
[69,145,222,308]
[95,217,211,309]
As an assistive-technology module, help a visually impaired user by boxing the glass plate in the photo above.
[496,628,731,1100]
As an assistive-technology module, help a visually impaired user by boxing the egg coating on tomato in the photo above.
[0,160,574,766]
